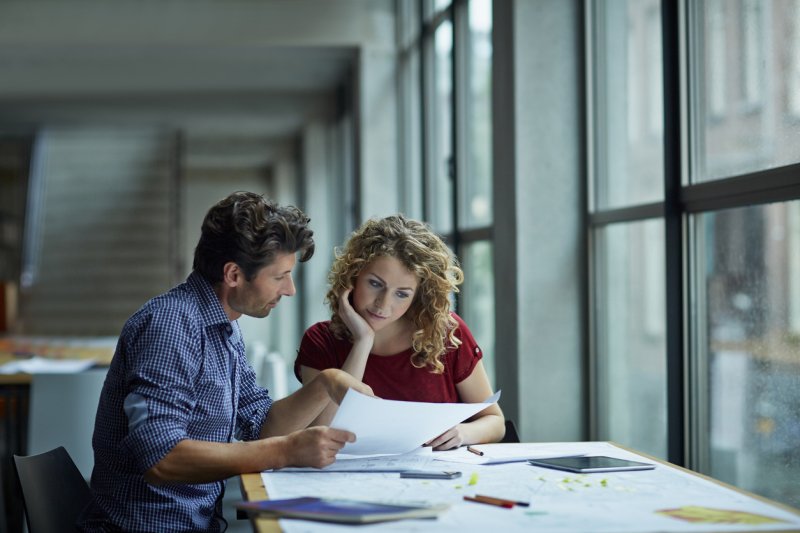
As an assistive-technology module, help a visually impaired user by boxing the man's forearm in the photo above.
[144,437,290,485]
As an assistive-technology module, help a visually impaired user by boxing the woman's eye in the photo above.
[396,292,410,299]
[369,279,382,288]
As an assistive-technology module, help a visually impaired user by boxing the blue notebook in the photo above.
[235,497,449,524]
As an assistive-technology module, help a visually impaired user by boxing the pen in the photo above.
[463,495,514,509]
[476,494,529,508]
[467,446,484,456]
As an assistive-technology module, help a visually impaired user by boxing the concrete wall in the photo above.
[492,0,587,442]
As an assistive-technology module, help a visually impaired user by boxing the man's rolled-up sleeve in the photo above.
[233,336,273,441]
[118,307,201,472]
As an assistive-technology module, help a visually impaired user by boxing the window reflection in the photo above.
[429,19,454,234]
[460,241,495,385]
[462,0,492,229]
[691,0,800,181]
[595,220,667,458]
[592,0,664,210]
[699,202,800,509]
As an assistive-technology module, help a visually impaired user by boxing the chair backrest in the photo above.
[13,446,92,533]
[500,419,520,443]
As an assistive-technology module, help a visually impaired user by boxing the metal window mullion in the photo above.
[682,164,800,213]
[662,0,686,467]
[420,0,435,221]
[452,0,467,263]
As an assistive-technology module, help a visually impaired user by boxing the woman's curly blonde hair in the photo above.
[326,215,464,373]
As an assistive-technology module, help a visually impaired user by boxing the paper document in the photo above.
[277,447,435,473]
[330,389,501,455]
[433,442,586,465]
[0,356,97,374]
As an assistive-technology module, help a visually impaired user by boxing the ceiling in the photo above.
[0,46,356,139]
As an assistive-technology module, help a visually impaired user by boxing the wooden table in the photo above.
[239,471,281,533]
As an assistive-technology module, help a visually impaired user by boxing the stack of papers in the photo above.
[236,497,449,524]
[278,447,435,473]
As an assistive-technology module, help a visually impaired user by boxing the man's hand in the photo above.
[319,368,375,404]
[283,426,356,468]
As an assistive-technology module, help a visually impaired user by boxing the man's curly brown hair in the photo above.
[326,215,464,373]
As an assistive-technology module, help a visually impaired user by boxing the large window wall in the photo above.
[588,0,800,509]
[398,0,496,384]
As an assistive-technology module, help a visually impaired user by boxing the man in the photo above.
[78,191,371,532]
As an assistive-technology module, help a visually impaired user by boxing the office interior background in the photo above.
[0,0,798,515]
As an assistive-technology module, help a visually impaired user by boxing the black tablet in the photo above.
[527,455,656,473]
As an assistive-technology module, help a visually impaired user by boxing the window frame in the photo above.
[587,0,800,470]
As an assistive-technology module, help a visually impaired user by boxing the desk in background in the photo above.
[240,442,800,533]
[0,336,115,533]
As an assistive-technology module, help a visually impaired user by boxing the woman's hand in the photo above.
[338,288,375,343]
[424,425,466,451]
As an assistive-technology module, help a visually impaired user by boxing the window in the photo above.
[591,0,663,211]
[691,0,800,182]
[706,0,727,118]
[694,202,800,508]
[589,0,666,457]
[460,240,495,383]
[791,4,800,117]
[589,0,800,510]
[594,220,667,458]
[404,0,496,385]
[462,0,492,229]
[428,18,454,235]
[398,0,424,220]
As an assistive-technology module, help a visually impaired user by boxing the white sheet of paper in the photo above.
[0,356,97,374]
[433,442,587,465]
[329,389,501,455]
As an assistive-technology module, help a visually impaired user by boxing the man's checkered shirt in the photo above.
[78,271,273,532]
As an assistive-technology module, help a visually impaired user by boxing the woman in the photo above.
[294,214,504,450]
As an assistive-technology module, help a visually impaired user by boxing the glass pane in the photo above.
[398,0,421,49]
[400,50,424,221]
[429,19,454,234]
[461,0,492,229]
[592,0,664,210]
[460,240,495,386]
[698,202,800,509]
[689,0,800,181]
[595,219,667,458]
[424,0,451,22]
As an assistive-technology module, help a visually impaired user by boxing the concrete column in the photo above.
[492,0,586,441]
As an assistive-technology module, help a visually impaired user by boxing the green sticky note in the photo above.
[468,473,479,486]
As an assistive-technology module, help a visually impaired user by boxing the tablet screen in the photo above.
[527,455,656,473]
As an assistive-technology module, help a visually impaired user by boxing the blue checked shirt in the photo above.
[78,272,273,532]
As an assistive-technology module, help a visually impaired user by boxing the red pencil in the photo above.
[463,495,514,509]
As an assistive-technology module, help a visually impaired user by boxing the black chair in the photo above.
[500,420,520,443]
[13,446,92,533]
